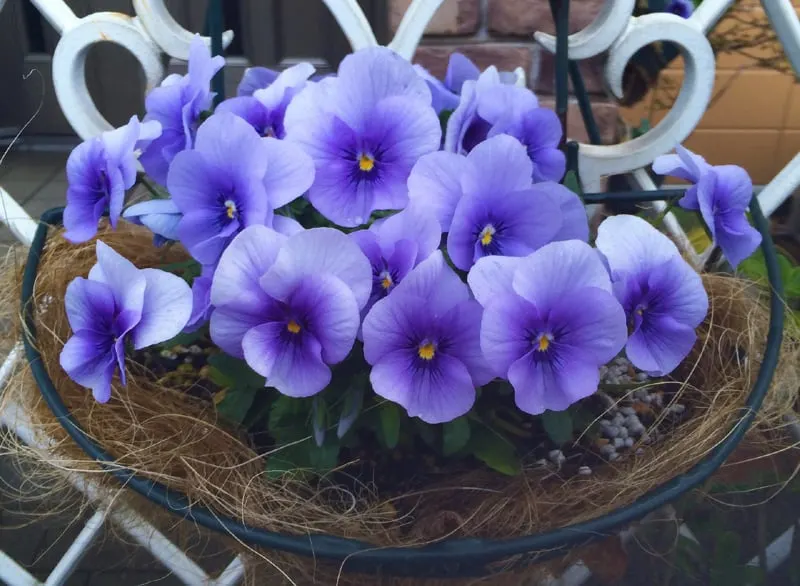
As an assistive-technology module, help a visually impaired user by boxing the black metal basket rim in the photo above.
[20,196,784,575]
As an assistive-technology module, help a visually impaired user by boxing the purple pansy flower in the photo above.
[139,36,224,185]
[596,215,708,375]
[444,69,565,182]
[284,46,441,227]
[64,116,161,243]
[665,0,694,18]
[184,265,215,332]
[468,241,627,415]
[653,145,760,268]
[217,63,315,139]
[123,199,182,247]
[408,135,586,269]
[652,144,710,209]
[350,206,441,315]
[210,226,371,398]
[60,241,193,403]
[415,53,481,113]
[362,251,492,424]
[237,66,280,97]
[167,111,314,265]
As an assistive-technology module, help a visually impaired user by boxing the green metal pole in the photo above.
[208,0,225,104]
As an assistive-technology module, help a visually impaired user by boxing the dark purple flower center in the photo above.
[462,117,491,153]
[371,260,399,300]
[474,220,506,257]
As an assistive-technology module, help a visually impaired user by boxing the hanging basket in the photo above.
[13,196,787,581]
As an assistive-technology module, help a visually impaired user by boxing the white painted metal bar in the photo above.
[0,550,41,586]
[0,188,38,248]
[756,153,800,219]
[43,509,107,586]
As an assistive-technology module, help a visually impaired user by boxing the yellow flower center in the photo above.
[359,153,375,172]
[224,199,237,220]
[286,320,301,334]
[479,224,496,246]
[536,333,552,352]
[417,341,436,361]
[379,270,393,290]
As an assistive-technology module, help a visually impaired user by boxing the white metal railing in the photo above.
[1,1,799,584]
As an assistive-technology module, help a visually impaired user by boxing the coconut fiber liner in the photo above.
[1,220,798,585]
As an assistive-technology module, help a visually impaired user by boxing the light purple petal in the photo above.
[463,135,533,200]
[444,79,478,154]
[185,271,213,332]
[123,199,182,242]
[271,215,305,236]
[238,66,279,97]
[543,183,589,243]
[253,62,315,111]
[373,207,441,264]
[595,214,679,275]
[288,274,360,364]
[407,151,469,231]
[479,292,537,378]
[260,228,372,309]
[715,211,762,269]
[476,78,538,125]
[440,299,493,385]
[509,349,600,415]
[242,323,331,397]
[260,137,315,208]
[652,144,708,183]
[193,112,269,178]
[392,251,469,315]
[210,225,286,311]
[131,268,193,349]
[445,53,480,93]
[210,306,269,358]
[88,242,146,320]
[529,146,566,184]
[626,314,697,375]
[646,255,708,328]
[214,96,271,136]
[512,240,612,308]
[187,35,225,90]
[370,349,476,424]
[101,115,140,168]
[60,331,116,403]
[467,255,521,307]
[362,289,427,364]
[705,164,753,210]
[65,278,115,334]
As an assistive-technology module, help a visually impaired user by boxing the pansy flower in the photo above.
[64,116,161,243]
[468,241,627,414]
[217,62,315,139]
[184,264,216,332]
[123,198,182,247]
[284,46,441,227]
[210,227,371,398]
[444,69,565,182]
[665,0,694,18]
[653,145,761,268]
[408,135,586,270]
[596,215,708,375]
[349,206,441,316]
[60,241,193,402]
[237,66,279,97]
[167,111,314,265]
[362,252,492,423]
[139,35,224,185]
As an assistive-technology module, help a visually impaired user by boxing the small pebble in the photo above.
[624,437,634,448]
[641,434,651,444]
[670,404,686,414]
[535,458,548,468]
[630,423,645,436]
[548,450,565,465]
[618,427,629,439]
[599,444,616,457]
[636,372,650,381]
[635,448,645,456]
[604,425,620,438]
[599,419,611,427]
[641,394,652,404]
[609,452,620,461]
[612,413,625,425]
[625,414,640,426]
[578,466,592,476]
[189,345,203,355]
[613,437,625,448]
[620,407,636,416]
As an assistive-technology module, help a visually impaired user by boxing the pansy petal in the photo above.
[467,255,521,307]
[479,292,536,377]
[538,183,589,242]
[407,151,469,231]
[194,112,269,178]
[242,323,331,397]
[463,135,533,200]
[373,206,441,264]
[260,228,372,309]
[647,255,708,328]
[271,215,305,236]
[626,314,697,375]
[393,251,469,315]
[362,290,427,364]
[513,240,612,308]
[238,66,279,97]
[716,211,762,269]
[65,278,116,334]
[445,53,480,92]
[131,268,193,349]
[60,331,117,403]
[123,199,182,242]
[261,137,315,208]
[439,300,493,385]
[707,164,753,210]
[370,349,476,424]
[89,242,147,320]
[210,306,269,358]
[530,146,566,183]
[210,225,286,311]
[595,214,679,275]
[253,62,315,111]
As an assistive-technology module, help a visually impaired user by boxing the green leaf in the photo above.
[442,417,471,456]
[738,249,768,281]
[308,441,340,473]
[468,428,521,476]
[215,385,258,425]
[379,402,401,449]
[562,169,582,196]
[414,419,438,448]
[785,266,800,298]
[159,329,203,349]
[207,353,265,389]
[312,396,327,447]
[266,441,310,479]
[268,395,310,443]
[541,410,573,445]
[710,531,742,586]
[336,376,366,439]
[439,109,453,130]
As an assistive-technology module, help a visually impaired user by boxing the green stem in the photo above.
[649,199,677,227]
[136,173,166,199]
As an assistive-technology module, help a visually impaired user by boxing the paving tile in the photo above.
[0,151,67,185]
[0,509,48,567]
[33,569,92,585]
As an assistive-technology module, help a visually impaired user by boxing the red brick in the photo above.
[536,52,606,95]
[413,44,533,83]
[538,99,620,144]
[488,0,604,36]
[389,0,480,35]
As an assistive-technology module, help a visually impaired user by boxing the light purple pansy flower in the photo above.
[349,206,441,316]
[237,66,280,97]
[60,241,192,403]
[139,36,224,185]
[217,63,315,139]
[408,135,586,269]
[444,68,565,182]
[123,199,182,247]
[665,0,694,18]
[415,53,480,113]
[184,265,215,332]
[653,145,760,268]
[468,241,627,415]
[64,116,161,243]
[167,111,314,265]
[362,251,492,424]
[596,215,708,375]
[210,226,371,398]
[284,46,441,227]
[652,144,710,209]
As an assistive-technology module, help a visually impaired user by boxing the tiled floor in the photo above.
[0,150,187,585]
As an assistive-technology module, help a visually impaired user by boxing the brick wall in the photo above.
[391,0,620,144]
